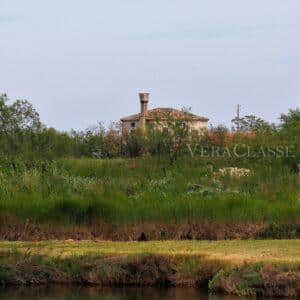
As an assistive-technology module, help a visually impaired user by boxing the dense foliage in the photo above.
[0,94,299,164]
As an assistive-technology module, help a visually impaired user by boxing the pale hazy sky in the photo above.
[0,0,299,130]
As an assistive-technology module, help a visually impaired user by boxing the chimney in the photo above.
[139,92,149,129]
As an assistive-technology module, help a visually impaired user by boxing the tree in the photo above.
[0,94,43,158]
[123,127,146,157]
[232,113,275,134]
[102,122,122,158]
[209,125,229,148]
[148,108,193,165]
[280,108,300,130]
[279,108,300,164]
[0,94,41,133]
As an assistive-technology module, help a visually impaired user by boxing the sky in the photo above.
[0,0,299,130]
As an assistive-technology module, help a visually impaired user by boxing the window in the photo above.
[130,122,136,128]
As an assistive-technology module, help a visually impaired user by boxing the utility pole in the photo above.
[236,104,241,131]
[231,104,241,131]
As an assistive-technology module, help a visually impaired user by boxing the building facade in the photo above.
[121,92,209,133]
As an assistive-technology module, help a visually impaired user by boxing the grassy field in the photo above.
[0,157,299,227]
[1,240,299,265]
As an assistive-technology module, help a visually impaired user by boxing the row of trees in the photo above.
[0,94,299,166]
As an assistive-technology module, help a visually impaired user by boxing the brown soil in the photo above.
[0,216,298,241]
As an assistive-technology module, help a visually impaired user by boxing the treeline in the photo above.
[0,94,122,160]
[0,94,299,166]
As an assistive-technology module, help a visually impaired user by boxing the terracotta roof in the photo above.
[121,108,209,122]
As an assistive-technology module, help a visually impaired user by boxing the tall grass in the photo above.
[0,156,299,225]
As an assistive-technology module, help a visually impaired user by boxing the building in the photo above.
[120,92,209,133]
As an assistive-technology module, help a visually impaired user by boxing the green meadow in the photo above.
[0,156,298,226]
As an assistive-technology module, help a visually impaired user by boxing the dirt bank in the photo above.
[0,217,298,241]
[0,254,299,297]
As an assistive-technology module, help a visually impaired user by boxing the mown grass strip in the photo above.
[1,240,299,265]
